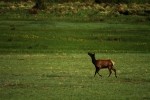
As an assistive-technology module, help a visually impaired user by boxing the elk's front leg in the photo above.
[94,69,102,77]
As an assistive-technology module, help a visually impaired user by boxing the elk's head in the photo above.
[88,52,95,58]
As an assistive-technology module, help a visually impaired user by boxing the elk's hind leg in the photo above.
[108,68,112,77]
[112,68,117,78]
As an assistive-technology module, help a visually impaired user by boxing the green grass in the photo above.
[0,20,150,53]
[0,53,150,100]
[1,19,149,100]
[0,2,150,100]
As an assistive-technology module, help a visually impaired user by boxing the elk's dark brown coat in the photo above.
[88,52,117,78]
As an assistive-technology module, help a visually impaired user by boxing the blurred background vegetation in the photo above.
[2,0,150,3]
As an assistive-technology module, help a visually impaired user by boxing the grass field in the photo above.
[0,53,150,100]
[0,20,150,53]
[0,1,150,100]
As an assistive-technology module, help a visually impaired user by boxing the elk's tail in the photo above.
[111,60,115,66]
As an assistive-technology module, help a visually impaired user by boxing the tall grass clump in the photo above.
[47,0,92,3]
[47,0,150,3]
[2,0,150,3]
[95,0,150,3]
[116,0,150,3]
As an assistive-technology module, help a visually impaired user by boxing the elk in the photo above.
[88,52,117,78]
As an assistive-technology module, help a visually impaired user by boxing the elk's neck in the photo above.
[91,57,96,65]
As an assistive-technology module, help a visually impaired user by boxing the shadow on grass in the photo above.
[42,74,72,78]
[1,82,34,88]
[119,77,150,84]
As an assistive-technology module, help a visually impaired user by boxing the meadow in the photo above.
[0,53,150,100]
[0,1,150,100]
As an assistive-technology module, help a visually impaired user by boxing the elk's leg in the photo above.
[94,69,102,77]
[108,68,112,77]
[97,72,102,77]
[94,70,97,77]
[112,68,117,78]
